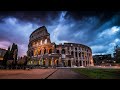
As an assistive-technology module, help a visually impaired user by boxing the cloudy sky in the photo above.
[0,11,120,57]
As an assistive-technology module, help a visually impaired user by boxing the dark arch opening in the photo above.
[76,60,78,66]
[49,59,51,66]
[79,61,82,66]
[31,50,33,56]
[71,51,74,56]
[68,60,71,67]
[83,61,85,66]
[62,49,65,54]
[75,47,77,51]
[43,60,45,66]
[49,49,52,54]
[79,52,81,57]
[44,49,46,54]
[75,52,77,57]
[56,50,59,54]
[39,50,41,55]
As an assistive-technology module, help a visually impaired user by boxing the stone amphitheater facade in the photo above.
[27,26,94,67]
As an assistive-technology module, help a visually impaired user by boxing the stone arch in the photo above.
[38,50,41,55]
[76,60,78,66]
[49,49,52,54]
[75,47,77,51]
[62,49,65,54]
[56,50,59,54]
[40,40,42,45]
[68,60,71,67]
[43,59,45,66]
[63,61,65,67]
[49,59,52,66]
[83,61,85,66]
[79,52,81,57]
[31,50,34,56]
[79,61,82,66]
[75,52,77,57]
[71,51,74,56]
[44,49,46,54]
[44,39,47,44]
[56,60,59,66]
[68,51,70,54]
[34,50,37,56]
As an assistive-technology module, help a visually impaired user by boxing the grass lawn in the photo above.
[72,68,120,79]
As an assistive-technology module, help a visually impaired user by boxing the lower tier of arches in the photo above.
[27,58,93,67]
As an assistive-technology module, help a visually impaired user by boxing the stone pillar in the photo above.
[82,60,83,66]
[46,59,49,66]
[84,61,85,66]
[54,59,56,67]
[71,60,72,67]
[79,60,81,66]
[69,47,71,55]
[88,56,90,66]
[73,47,76,60]
[87,60,89,66]
[77,47,79,67]
[65,47,68,55]
[86,61,87,66]
[89,58,90,66]
[52,57,54,67]
[59,49,61,54]
[38,60,40,65]
[66,60,68,67]
[80,51,82,61]
[78,60,80,66]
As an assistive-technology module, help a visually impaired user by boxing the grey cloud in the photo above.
[0,11,120,56]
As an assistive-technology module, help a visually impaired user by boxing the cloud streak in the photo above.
[0,11,120,56]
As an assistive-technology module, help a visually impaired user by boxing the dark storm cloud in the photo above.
[0,11,61,25]
[0,11,120,56]
[0,17,33,44]
[0,11,63,56]
[52,11,120,55]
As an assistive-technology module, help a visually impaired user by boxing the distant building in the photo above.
[93,54,112,65]
[27,26,94,67]
[114,45,120,63]
[0,48,7,64]
[0,48,7,60]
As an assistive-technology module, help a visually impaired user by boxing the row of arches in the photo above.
[75,60,91,66]
[28,48,53,56]
[38,49,52,55]
[56,49,90,58]
[28,48,91,60]
[28,59,72,67]
[31,38,48,45]
[35,48,52,55]
[28,59,60,67]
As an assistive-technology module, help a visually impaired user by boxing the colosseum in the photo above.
[27,26,94,67]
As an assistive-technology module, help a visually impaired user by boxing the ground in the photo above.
[0,68,90,79]
[0,66,120,79]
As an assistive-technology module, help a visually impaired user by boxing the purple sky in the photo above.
[0,11,120,57]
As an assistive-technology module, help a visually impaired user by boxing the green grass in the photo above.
[72,68,120,79]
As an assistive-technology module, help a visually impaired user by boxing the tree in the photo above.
[3,46,11,66]
[3,43,18,68]
[10,43,16,60]
[10,43,18,66]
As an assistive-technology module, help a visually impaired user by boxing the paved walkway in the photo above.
[47,69,90,79]
[0,69,57,79]
[0,69,90,79]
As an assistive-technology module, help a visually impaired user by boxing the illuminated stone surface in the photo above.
[27,26,94,67]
